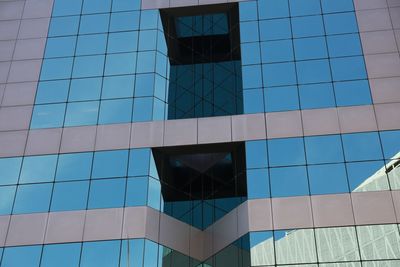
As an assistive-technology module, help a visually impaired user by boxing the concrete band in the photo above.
[0,190,399,261]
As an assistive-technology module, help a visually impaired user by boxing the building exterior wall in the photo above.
[0,0,399,266]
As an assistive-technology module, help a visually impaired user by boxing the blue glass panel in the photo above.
[242,65,263,89]
[99,99,133,124]
[140,10,159,30]
[128,149,150,177]
[110,11,140,31]
[139,30,157,51]
[20,155,57,183]
[41,58,73,80]
[0,157,22,186]
[72,55,105,78]
[342,132,383,161]
[239,1,257,22]
[45,36,76,58]
[107,31,138,53]
[347,160,388,191]
[334,80,372,106]
[64,101,99,127]
[41,243,81,267]
[1,246,42,267]
[246,140,268,169]
[126,176,148,206]
[105,53,137,75]
[321,0,354,13]
[82,0,111,14]
[76,34,107,56]
[259,18,291,41]
[294,36,328,60]
[52,0,82,16]
[241,42,261,65]
[56,152,93,181]
[289,0,321,16]
[305,135,344,164]
[324,12,358,35]
[112,0,141,12]
[299,83,335,109]
[69,77,102,101]
[13,183,52,214]
[264,86,299,112]
[102,75,135,99]
[263,62,297,87]
[92,150,129,179]
[258,0,289,19]
[51,181,89,211]
[331,56,367,81]
[137,51,156,73]
[135,74,154,97]
[327,34,362,57]
[247,168,270,199]
[35,80,69,104]
[0,186,16,215]
[49,16,80,37]
[81,241,121,267]
[133,97,153,122]
[88,178,126,209]
[148,177,161,210]
[292,15,324,38]
[244,89,264,114]
[261,39,293,63]
[380,130,400,159]
[120,239,145,267]
[270,166,309,197]
[143,240,159,266]
[308,163,349,194]
[80,14,110,34]
[268,137,306,167]
[296,59,331,84]
[240,21,259,42]
[31,103,66,129]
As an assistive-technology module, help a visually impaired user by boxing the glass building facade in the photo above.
[0,0,399,266]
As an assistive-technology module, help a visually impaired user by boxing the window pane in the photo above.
[80,241,121,267]
[315,227,360,262]
[92,150,129,179]
[41,243,81,267]
[64,101,99,127]
[275,229,317,264]
[45,36,77,58]
[126,176,148,206]
[342,132,383,161]
[102,75,135,99]
[305,135,344,164]
[247,168,270,199]
[79,14,110,34]
[250,231,275,266]
[107,31,138,53]
[110,11,140,31]
[357,224,400,260]
[31,103,66,129]
[299,83,335,109]
[13,183,52,214]
[270,166,309,197]
[346,160,389,192]
[0,157,22,185]
[56,152,93,181]
[268,137,306,167]
[258,0,289,19]
[40,58,73,80]
[98,99,133,124]
[88,178,126,209]
[246,140,268,169]
[264,86,299,112]
[289,0,321,16]
[0,186,16,215]
[51,181,89,211]
[1,246,42,267]
[20,155,57,183]
[308,164,349,195]
[69,77,102,101]
[72,55,105,78]
[35,80,69,104]
[120,239,145,267]
[76,34,107,56]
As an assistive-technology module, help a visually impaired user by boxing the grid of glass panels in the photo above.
[248,224,400,266]
[30,0,373,129]
[239,0,372,114]
[0,130,398,216]
[246,130,400,199]
[0,239,201,267]
[31,0,169,129]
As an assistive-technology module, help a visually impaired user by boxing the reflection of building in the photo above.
[0,0,399,266]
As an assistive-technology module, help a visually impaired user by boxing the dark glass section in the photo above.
[153,142,247,229]
[160,4,243,119]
